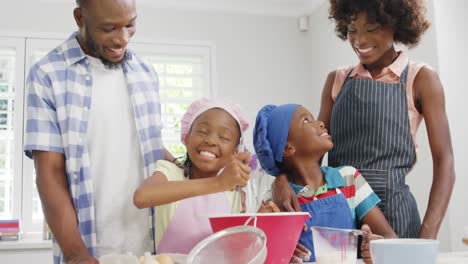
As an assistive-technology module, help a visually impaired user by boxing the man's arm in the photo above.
[272,174,301,212]
[34,150,97,264]
[163,147,176,163]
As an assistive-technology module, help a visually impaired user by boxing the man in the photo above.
[24,0,173,263]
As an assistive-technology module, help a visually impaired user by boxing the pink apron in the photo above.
[156,192,232,254]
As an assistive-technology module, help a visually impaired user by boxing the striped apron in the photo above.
[328,65,421,238]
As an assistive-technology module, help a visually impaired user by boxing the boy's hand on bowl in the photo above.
[217,152,251,191]
[361,224,383,264]
[289,243,311,263]
[257,200,280,213]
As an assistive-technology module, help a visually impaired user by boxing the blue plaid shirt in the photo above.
[24,32,164,263]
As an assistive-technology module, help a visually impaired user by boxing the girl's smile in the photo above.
[185,108,240,178]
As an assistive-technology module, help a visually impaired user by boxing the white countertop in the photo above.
[302,252,468,264]
[0,237,51,250]
[437,251,468,263]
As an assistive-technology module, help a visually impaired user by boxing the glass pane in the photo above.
[0,99,7,111]
[141,53,206,157]
[0,47,15,220]
[29,51,48,222]
[0,180,5,213]
[0,84,8,93]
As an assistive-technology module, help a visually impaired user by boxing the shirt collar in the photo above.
[61,32,87,67]
[350,51,409,79]
[289,166,345,194]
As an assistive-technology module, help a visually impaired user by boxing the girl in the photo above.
[254,104,397,263]
[134,98,277,254]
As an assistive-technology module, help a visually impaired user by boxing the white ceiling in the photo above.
[40,0,326,17]
[139,0,326,17]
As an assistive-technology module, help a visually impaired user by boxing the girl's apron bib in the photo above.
[156,192,231,254]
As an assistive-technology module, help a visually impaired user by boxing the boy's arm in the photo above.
[360,207,398,264]
[361,207,397,239]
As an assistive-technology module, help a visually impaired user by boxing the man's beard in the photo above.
[85,30,129,70]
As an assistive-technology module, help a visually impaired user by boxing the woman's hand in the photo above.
[361,224,383,264]
[272,174,301,212]
[289,243,311,263]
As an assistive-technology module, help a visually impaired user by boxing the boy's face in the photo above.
[185,108,240,175]
[287,106,333,157]
[347,12,395,67]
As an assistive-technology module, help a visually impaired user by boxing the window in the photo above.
[0,49,15,218]
[132,42,212,156]
[0,36,212,234]
[0,37,25,227]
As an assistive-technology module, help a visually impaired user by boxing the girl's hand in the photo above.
[361,224,383,264]
[289,243,311,263]
[217,152,251,191]
[257,200,280,213]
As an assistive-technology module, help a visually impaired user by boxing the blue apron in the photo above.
[299,190,354,262]
[328,64,421,238]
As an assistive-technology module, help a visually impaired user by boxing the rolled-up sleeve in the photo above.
[24,65,64,159]
[354,169,381,221]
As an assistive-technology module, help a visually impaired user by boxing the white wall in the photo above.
[433,0,468,252]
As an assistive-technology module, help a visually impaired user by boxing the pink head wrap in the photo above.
[180,98,249,145]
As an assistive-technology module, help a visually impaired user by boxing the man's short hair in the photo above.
[76,0,87,7]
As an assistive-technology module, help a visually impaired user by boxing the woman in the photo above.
[273,0,455,239]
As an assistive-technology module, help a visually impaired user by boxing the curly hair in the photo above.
[329,0,430,47]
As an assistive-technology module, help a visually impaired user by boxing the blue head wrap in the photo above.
[253,104,300,176]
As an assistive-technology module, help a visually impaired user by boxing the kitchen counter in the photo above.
[302,252,468,264]
[437,251,468,263]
